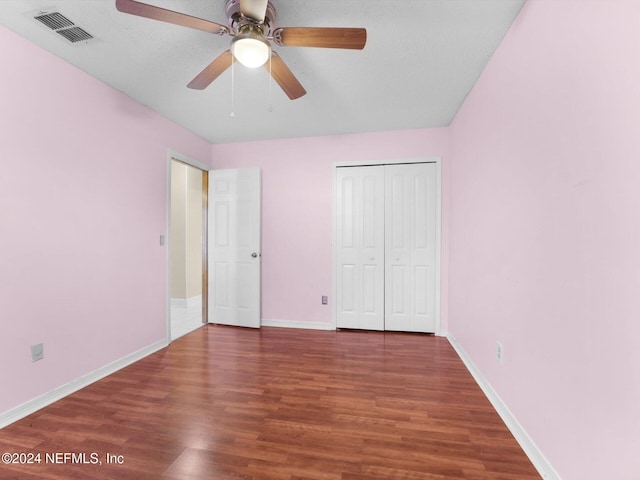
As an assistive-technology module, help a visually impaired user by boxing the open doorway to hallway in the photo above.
[170,160,206,339]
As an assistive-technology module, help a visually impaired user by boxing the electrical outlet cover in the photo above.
[31,343,44,362]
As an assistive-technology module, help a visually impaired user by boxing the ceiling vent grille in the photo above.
[33,11,94,44]
[56,26,93,43]
[34,12,74,30]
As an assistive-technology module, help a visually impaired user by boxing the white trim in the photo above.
[331,165,338,330]
[332,157,440,168]
[167,149,210,172]
[0,339,167,429]
[166,155,172,343]
[331,157,442,334]
[446,333,561,480]
[434,160,442,336]
[261,319,335,331]
[184,165,189,301]
[171,294,202,309]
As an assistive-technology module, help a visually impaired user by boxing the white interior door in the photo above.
[384,163,437,333]
[336,166,385,330]
[208,168,261,328]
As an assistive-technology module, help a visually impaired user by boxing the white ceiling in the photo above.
[0,0,525,144]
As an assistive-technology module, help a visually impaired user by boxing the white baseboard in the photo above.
[171,295,202,309]
[446,333,561,480]
[0,339,168,429]
[261,319,335,330]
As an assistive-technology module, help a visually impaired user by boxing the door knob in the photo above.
[370,256,375,261]
[251,252,258,258]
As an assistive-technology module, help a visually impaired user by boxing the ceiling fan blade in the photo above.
[265,53,306,100]
[187,50,233,90]
[115,0,228,35]
[273,27,367,50]
[240,0,269,23]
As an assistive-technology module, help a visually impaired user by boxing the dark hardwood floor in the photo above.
[0,325,540,479]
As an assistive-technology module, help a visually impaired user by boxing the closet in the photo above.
[336,162,437,333]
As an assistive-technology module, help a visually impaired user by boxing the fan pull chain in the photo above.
[267,54,273,113]
[230,55,235,118]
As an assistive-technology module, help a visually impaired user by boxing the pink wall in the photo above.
[448,1,640,478]
[0,26,210,415]
[211,129,450,329]
[3,0,633,476]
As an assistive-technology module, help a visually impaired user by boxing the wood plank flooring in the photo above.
[0,325,541,479]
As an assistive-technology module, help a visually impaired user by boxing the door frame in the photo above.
[331,157,443,335]
[166,149,210,342]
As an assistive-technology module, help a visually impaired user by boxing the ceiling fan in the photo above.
[115,0,367,100]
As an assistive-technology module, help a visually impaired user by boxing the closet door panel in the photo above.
[385,164,437,333]
[336,166,385,330]
[359,167,385,330]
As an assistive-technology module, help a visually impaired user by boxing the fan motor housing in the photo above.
[225,0,276,37]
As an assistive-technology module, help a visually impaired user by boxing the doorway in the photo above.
[169,159,207,339]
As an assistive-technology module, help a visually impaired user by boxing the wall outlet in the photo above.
[321,296,328,305]
[31,343,44,362]
[160,234,165,246]
[496,341,504,364]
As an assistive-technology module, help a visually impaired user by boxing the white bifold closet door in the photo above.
[336,163,437,333]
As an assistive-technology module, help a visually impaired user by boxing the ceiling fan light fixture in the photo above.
[115,0,367,99]
[231,25,271,68]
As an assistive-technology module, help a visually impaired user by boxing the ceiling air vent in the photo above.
[56,26,93,43]
[33,11,94,44]
[34,12,73,30]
